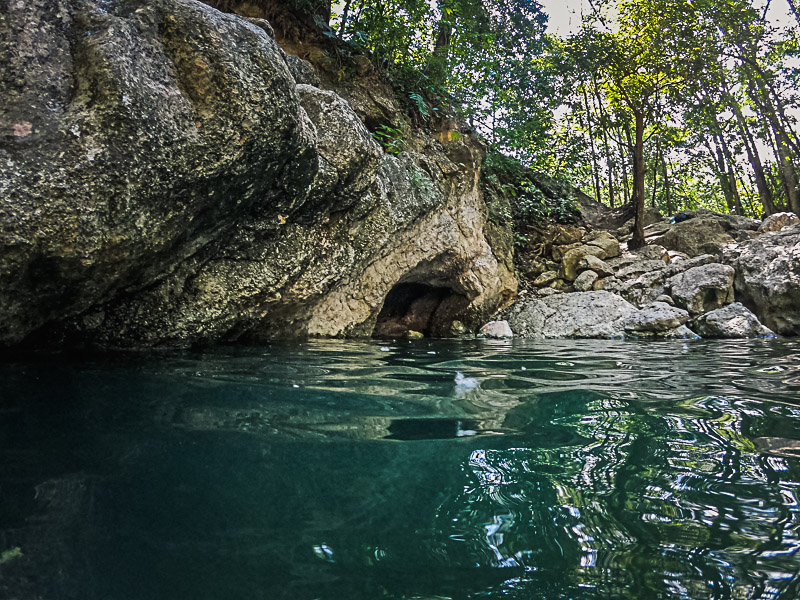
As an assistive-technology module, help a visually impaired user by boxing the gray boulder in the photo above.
[617,270,670,307]
[578,255,614,277]
[573,270,599,292]
[668,263,735,315]
[559,245,607,281]
[620,302,691,336]
[693,303,775,339]
[296,85,383,198]
[585,231,621,259]
[658,215,736,257]
[506,291,638,338]
[723,224,800,335]
[284,54,321,86]
[506,291,696,339]
[534,271,559,287]
[480,320,513,339]
[615,259,667,280]
[631,245,670,263]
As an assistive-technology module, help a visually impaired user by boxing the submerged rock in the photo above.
[693,303,775,339]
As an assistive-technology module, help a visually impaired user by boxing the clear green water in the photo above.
[1,339,800,600]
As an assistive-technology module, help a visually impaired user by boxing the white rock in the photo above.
[480,320,514,338]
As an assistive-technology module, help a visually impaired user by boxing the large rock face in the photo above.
[723,224,800,335]
[0,0,515,348]
[1,0,316,345]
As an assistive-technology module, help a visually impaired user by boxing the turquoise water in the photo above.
[1,339,800,599]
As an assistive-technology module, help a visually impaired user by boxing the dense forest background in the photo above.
[280,0,799,246]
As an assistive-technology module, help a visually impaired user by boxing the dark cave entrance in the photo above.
[372,282,469,338]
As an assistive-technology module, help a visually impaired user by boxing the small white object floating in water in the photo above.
[427,351,436,355]
[454,372,479,393]
[380,346,390,352]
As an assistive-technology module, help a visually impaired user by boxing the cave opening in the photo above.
[373,282,468,338]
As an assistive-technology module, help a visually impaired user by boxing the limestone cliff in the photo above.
[0,0,516,349]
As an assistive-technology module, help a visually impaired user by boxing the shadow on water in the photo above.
[1,338,800,599]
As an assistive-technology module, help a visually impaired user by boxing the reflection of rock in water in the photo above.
[387,418,499,440]
[0,475,95,599]
[754,437,800,459]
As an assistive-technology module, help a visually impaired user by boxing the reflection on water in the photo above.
[1,339,799,599]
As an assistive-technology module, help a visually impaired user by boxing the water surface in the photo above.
[1,339,800,599]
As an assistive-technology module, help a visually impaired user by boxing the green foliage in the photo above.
[329,0,799,219]
[409,168,434,192]
[409,92,430,118]
[372,125,407,155]
[484,152,581,228]
[332,0,551,149]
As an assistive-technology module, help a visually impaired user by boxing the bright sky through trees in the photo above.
[540,0,795,35]
[327,0,800,225]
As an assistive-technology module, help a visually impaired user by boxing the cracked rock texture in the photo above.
[723,225,800,336]
[0,0,515,349]
[504,291,696,339]
[693,303,775,339]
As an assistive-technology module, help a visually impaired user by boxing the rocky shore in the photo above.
[491,210,800,340]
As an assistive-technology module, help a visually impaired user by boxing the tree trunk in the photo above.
[705,134,736,214]
[434,1,453,56]
[581,87,603,205]
[592,78,616,207]
[745,70,800,213]
[629,110,647,250]
[651,136,659,208]
[621,124,632,205]
[788,0,800,28]
[726,87,777,215]
[719,134,745,215]
[663,158,674,216]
